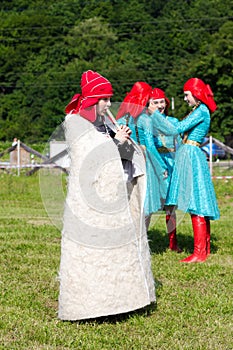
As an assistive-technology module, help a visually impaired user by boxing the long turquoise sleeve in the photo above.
[152,104,210,144]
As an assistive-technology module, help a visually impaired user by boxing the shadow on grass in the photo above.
[63,281,163,325]
[61,229,218,326]
[66,302,158,325]
[147,228,218,255]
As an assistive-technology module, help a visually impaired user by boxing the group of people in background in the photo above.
[116,82,182,253]
[58,70,220,321]
[116,78,220,262]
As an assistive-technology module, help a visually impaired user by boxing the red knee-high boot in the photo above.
[180,215,207,263]
[205,218,211,256]
[166,214,182,253]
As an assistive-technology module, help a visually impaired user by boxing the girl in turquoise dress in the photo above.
[151,78,220,263]
[116,82,168,230]
[148,88,182,252]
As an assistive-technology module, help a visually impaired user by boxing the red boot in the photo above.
[205,218,211,256]
[166,214,182,253]
[180,215,207,263]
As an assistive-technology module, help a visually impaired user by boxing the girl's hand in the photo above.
[115,125,132,143]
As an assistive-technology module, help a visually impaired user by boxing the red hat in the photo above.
[116,82,152,120]
[183,78,217,113]
[151,88,170,109]
[65,70,113,122]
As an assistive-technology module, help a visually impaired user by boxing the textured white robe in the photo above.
[58,113,155,320]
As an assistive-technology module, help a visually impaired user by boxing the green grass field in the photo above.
[0,171,232,350]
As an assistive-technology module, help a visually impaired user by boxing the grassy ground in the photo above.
[0,171,232,350]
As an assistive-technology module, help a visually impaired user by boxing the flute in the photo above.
[106,109,142,153]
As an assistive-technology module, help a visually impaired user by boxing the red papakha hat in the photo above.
[116,82,152,120]
[151,88,170,109]
[65,70,114,122]
[183,78,217,113]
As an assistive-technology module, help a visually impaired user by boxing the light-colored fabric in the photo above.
[58,113,155,321]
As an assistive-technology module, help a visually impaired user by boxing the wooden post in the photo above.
[17,139,20,176]
[209,135,213,176]
[171,97,175,110]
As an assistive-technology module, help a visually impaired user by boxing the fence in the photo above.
[0,137,232,178]
[0,140,68,176]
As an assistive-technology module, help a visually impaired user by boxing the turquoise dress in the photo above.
[152,114,181,187]
[151,104,220,220]
[118,111,167,216]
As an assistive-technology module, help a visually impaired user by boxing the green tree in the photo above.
[0,0,232,143]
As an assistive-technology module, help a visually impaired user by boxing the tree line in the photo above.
[0,0,233,146]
